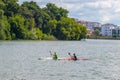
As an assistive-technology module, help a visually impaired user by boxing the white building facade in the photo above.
[101,24,120,37]
[112,27,120,36]
[101,26,114,36]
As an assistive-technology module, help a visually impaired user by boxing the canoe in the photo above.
[38,57,89,60]
[60,58,89,60]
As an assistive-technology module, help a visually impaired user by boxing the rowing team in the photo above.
[51,52,77,61]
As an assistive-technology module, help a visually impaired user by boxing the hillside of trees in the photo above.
[0,0,87,40]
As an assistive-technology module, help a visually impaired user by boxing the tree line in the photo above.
[0,0,87,40]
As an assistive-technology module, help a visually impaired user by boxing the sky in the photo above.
[19,0,120,25]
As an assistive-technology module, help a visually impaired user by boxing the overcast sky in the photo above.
[19,0,120,25]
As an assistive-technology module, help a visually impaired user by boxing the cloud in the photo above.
[19,0,120,25]
[71,0,120,24]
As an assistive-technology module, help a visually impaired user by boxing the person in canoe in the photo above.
[68,53,77,61]
[53,52,58,60]
[73,53,77,60]
[50,51,58,60]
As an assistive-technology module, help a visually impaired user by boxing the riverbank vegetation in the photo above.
[0,0,87,40]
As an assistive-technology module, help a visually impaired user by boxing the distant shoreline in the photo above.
[88,37,120,40]
[0,38,120,42]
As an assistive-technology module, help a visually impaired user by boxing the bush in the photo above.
[42,34,57,40]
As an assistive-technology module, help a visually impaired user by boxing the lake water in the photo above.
[0,39,120,80]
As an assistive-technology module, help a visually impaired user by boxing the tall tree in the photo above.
[43,3,68,20]
[0,0,5,10]
[0,0,5,18]
[9,15,28,39]
[93,29,100,38]
[43,19,57,35]
[21,1,50,28]
[0,16,11,40]
[55,17,87,40]
[2,0,20,17]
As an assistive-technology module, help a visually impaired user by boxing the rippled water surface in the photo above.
[0,39,120,80]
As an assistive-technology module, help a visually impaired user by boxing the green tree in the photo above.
[93,29,100,38]
[79,24,87,39]
[0,0,87,40]
[36,28,43,40]
[0,9,4,18]
[0,16,11,40]
[0,0,5,9]
[55,17,87,40]
[21,1,50,28]
[0,29,6,40]
[43,19,57,35]
[2,0,20,17]
[9,15,28,39]
[28,28,43,40]
[43,3,68,20]
[0,0,5,18]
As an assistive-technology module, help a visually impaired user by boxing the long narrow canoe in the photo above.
[59,57,89,60]
[38,57,89,60]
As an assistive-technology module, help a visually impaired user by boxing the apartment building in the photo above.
[101,24,115,36]
[112,27,120,37]
[77,20,120,37]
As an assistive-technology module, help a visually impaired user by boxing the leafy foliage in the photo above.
[0,16,11,40]
[0,1,87,40]
[43,3,68,20]
[92,29,100,38]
